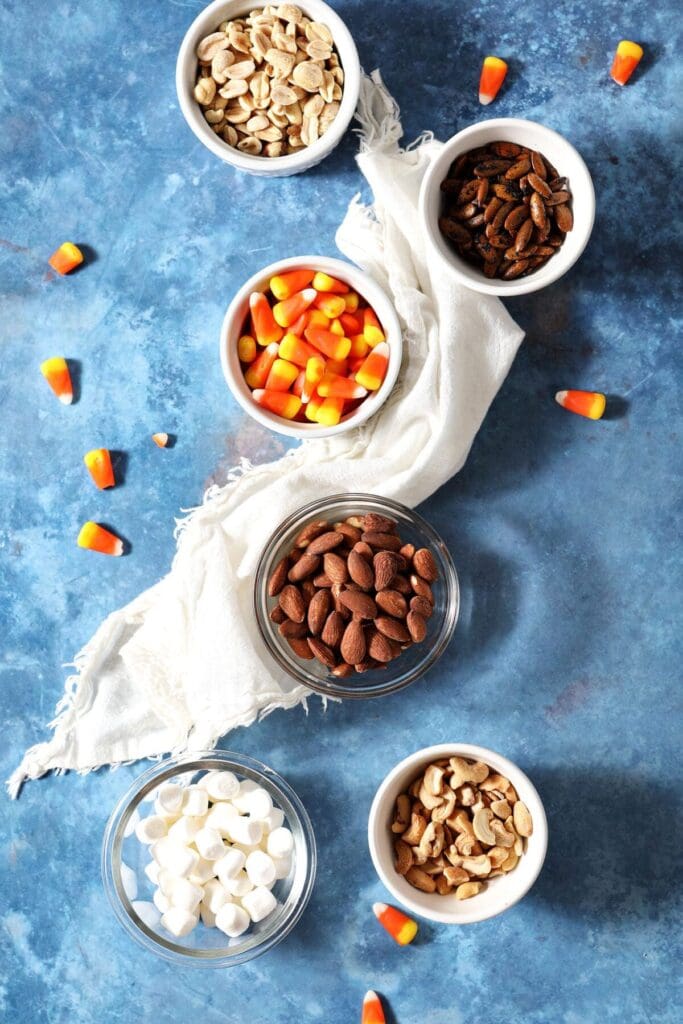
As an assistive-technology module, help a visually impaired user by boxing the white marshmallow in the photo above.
[232,779,258,813]
[153,887,171,914]
[161,907,198,938]
[267,826,294,859]
[203,878,230,914]
[189,857,216,885]
[205,802,239,836]
[120,861,138,901]
[215,848,246,886]
[168,816,203,845]
[132,900,159,929]
[144,860,160,887]
[155,782,184,816]
[200,903,216,928]
[233,783,272,819]
[215,903,250,938]
[181,786,209,818]
[241,886,277,923]
[257,807,285,833]
[223,870,254,898]
[273,855,292,881]
[169,877,203,912]
[135,815,168,844]
[157,868,176,895]
[152,838,199,878]
[227,816,263,848]
[245,850,277,888]
[194,826,225,862]
[202,770,240,802]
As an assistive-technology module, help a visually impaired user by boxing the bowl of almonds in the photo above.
[176,0,360,175]
[254,494,459,698]
[419,118,595,295]
[368,744,548,924]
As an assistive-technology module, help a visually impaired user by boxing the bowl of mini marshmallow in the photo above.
[102,750,316,966]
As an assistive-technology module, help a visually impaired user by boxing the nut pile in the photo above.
[391,756,533,899]
[267,512,440,676]
[439,141,573,279]
[194,4,343,158]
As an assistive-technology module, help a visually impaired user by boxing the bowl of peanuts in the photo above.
[368,744,548,924]
[419,118,595,295]
[176,0,360,175]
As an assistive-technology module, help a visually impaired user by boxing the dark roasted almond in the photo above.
[504,205,528,234]
[362,513,397,533]
[491,200,515,232]
[375,616,411,643]
[307,637,336,668]
[362,531,402,551]
[338,589,378,619]
[493,181,523,202]
[476,177,489,206]
[267,556,289,597]
[287,552,320,582]
[278,584,305,623]
[323,551,348,583]
[457,179,479,203]
[503,259,530,279]
[515,218,534,254]
[294,519,329,549]
[504,155,531,179]
[474,159,511,177]
[530,150,547,178]
[483,197,503,224]
[456,202,477,221]
[544,190,572,206]
[529,192,547,230]
[527,172,552,198]
[406,611,427,642]
[492,141,522,157]
[340,619,366,664]
[438,217,471,246]
[549,176,568,192]
[413,548,439,582]
[348,549,375,590]
[376,589,408,618]
[321,610,345,648]
[306,530,345,555]
[554,203,573,232]
[307,588,331,635]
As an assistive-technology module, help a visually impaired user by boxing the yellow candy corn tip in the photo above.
[484,56,508,69]
[617,40,643,58]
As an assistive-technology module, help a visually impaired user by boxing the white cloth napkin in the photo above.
[9,72,524,797]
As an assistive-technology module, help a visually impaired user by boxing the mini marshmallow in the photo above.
[245,850,277,888]
[132,900,159,929]
[135,815,168,845]
[161,907,198,938]
[200,903,216,928]
[169,877,203,913]
[157,868,176,895]
[215,848,246,886]
[205,802,239,836]
[181,785,209,818]
[153,887,171,914]
[227,816,263,848]
[168,816,203,845]
[257,807,285,833]
[203,878,230,915]
[215,903,250,938]
[267,827,294,860]
[152,838,199,878]
[144,860,160,887]
[232,779,258,813]
[241,886,277,924]
[194,826,226,862]
[273,855,292,881]
[233,783,272,819]
[224,870,254,898]
[202,770,240,802]
[189,857,216,886]
[155,782,184,816]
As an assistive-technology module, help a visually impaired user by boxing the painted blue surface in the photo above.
[1,0,681,1021]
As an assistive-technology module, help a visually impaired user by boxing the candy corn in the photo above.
[363,307,385,347]
[479,55,508,105]
[307,309,330,330]
[245,343,279,389]
[555,389,606,420]
[151,433,169,448]
[252,389,301,420]
[372,902,418,946]
[361,991,385,1024]
[83,448,115,489]
[48,241,83,275]
[344,291,360,312]
[317,373,367,400]
[291,369,306,398]
[305,390,324,421]
[305,326,351,361]
[302,355,325,402]
[40,357,73,405]
[289,311,310,337]
[355,342,389,391]
[313,292,346,319]
[350,335,370,359]
[329,318,345,337]
[279,333,320,367]
[272,288,317,328]
[77,522,123,556]
[312,271,349,294]
[238,335,257,363]
[250,291,283,346]
[341,311,363,336]
[269,268,315,300]
[265,358,299,392]
[314,395,344,426]
[610,40,643,85]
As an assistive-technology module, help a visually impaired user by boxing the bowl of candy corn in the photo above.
[220,256,402,438]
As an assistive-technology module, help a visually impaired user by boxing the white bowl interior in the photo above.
[368,743,548,924]
[220,255,403,438]
[420,118,595,296]
[176,0,360,176]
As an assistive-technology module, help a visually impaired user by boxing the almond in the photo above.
[331,662,353,678]
[399,542,415,560]
[340,619,366,664]
[307,636,336,668]
[301,580,316,605]
[287,636,314,659]
[294,519,329,549]
[362,513,397,533]
[367,628,393,662]
[337,589,377,619]
[392,574,412,594]
[279,619,307,639]
[306,530,344,555]
[375,589,408,618]
[287,552,320,582]
[267,556,289,597]
[348,549,374,590]
[307,588,331,635]
[312,573,333,588]
[374,615,411,642]
[410,595,433,618]
[335,522,362,545]
[323,551,348,584]
[352,540,374,559]
[270,605,286,624]
[278,584,305,623]
[362,531,402,551]
[410,574,434,603]
[373,551,401,590]
[321,610,344,648]
[406,610,427,642]
[413,548,439,582]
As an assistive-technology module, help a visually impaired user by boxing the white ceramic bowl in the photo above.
[368,743,548,924]
[220,255,403,438]
[419,118,595,296]
[176,0,360,176]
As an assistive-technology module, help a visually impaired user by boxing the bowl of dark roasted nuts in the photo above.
[368,744,548,924]
[254,494,459,698]
[420,118,595,295]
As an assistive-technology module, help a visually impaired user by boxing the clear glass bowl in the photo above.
[101,750,316,967]
[254,493,459,699]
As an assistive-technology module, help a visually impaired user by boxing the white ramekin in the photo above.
[176,0,360,177]
[419,118,595,296]
[220,255,403,439]
[368,743,548,925]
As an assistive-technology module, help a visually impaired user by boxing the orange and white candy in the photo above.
[272,288,317,329]
[304,325,351,361]
[265,358,299,392]
[245,343,279,389]
[555,389,606,420]
[48,241,83,275]
[252,389,301,420]
[361,990,386,1024]
[372,902,418,946]
[152,433,170,448]
[610,40,643,86]
[40,357,73,405]
[355,342,389,392]
[479,55,508,105]
[269,268,314,300]
[250,291,283,346]
[83,448,115,489]
[312,271,349,294]
[77,522,123,556]
[317,373,367,400]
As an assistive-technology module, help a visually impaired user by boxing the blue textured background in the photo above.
[1,1,681,1021]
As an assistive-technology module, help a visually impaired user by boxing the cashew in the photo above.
[488,846,509,869]
[444,865,469,886]
[435,874,452,895]
[455,832,477,856]
[472,807,497,846]
[405,866,436,893]
[445,845,464,867]
[513,800,533,838]
[401,812,427,846]
[448,810,475,836]
[502,849,519,872]
[455,881,482,900]
[418,821,445,860]
[456,785,476,807]
[461,855,492,877]
[490,819,514,848]
[423,763,445,796]
[479,772,511,792]
[391,793,411,834]
[431,786,456,823]
[394,839,413,876]
[418,781,444,810]
[423,855,447,875]
[490,799,511,819]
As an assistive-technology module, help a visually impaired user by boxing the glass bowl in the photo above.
[102,750,316,967]
[254,493,459,699]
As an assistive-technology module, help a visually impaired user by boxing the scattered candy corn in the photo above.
[372,902,418,946]
[48,241,83,275]
[239,269,389,423]
[555,389,606,420]
[77,522,123,556]
[361,991,385,1024]
[610,40,643,85]
[152,432,169,448]
[83,448,115,489]
[40,357,73,405]
[479,55,508,105]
